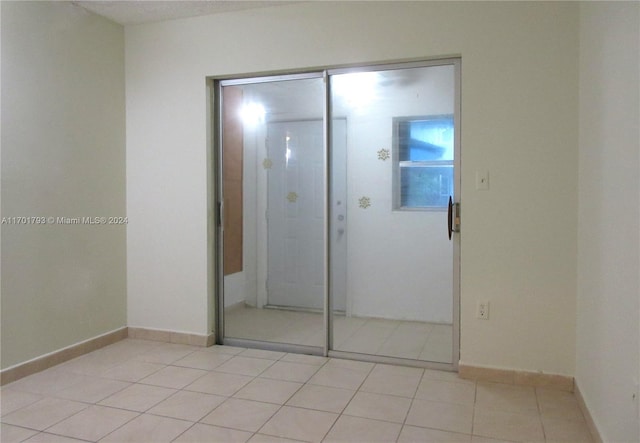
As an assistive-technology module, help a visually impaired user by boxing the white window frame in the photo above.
[392,114,455,211]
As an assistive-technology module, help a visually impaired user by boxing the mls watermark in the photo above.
[1,216,128,225]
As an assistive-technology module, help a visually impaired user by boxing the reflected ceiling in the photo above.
[74,1,296,25]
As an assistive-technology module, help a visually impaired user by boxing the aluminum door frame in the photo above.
[214,58,461,370]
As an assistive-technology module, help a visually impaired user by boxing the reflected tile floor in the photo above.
[225,305,453,363]
[1,339,594,442]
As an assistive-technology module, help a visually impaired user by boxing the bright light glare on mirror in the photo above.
[240,102,266,127]
[332,72,378,108]
[285,134,293,166]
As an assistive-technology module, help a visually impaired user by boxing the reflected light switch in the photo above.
[476,170,490,190]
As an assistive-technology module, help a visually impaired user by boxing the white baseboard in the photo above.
[128,327,215,347]
[459,363,574,391]
[1,327,128,385]
[574,380,604,443]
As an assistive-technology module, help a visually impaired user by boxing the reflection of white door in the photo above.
[330,120,347,313]
[266,120,346,311]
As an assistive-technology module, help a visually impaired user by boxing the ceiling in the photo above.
[73,1,296,26]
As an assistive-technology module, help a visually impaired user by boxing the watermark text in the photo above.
[2,216,128,225]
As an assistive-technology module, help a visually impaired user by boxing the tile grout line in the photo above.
[238,351,330,442]
[535,386,548,442]
[395,366,426,442]
[469,378,478,439]
[313,359,376,442]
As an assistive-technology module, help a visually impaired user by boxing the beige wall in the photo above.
[1,1,126,369]
[126,1,579,375]
[576,2,640,441]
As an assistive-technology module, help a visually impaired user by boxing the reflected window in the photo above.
[394,115,454,209]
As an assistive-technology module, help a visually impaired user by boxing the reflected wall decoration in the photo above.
[286,192,299,203]
[377,149,390,161]
[358,196,372,209]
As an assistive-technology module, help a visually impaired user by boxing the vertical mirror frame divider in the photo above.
[323,69,332,358]
[452,57,461,373]
[213,77,224,347]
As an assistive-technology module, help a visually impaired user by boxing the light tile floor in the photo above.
[225,306,453,363]
[1,339,593,442]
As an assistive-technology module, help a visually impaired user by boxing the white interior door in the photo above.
[330,119,348,313]
[266,121,323,310]
[266,120,346,311]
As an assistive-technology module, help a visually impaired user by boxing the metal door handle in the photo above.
[448,196,453,240]
[448,196,460,240]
